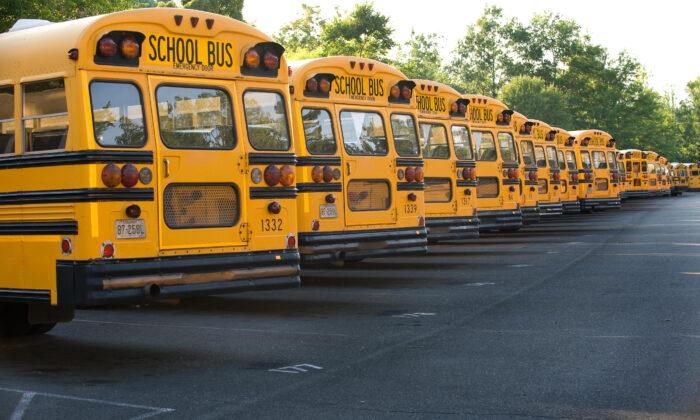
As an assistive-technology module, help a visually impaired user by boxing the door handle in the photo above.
[346,162,351,176]
[163,158,170,178]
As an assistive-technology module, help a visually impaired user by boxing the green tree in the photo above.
[499,75,572,128]
[395,30,447,82]
[448,6,512,96]
[274,4,325,59]
[675,78,700,162]
[181,0,243,20]
[319,3,395,60]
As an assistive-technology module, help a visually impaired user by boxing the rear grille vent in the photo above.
[476,177,498,198]
[164,183,238,228]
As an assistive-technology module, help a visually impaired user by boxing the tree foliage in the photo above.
[394,31,446,82]
[157,0,243,20]
[319,3,395,60]
[274,4,325,59]
[499,76,572,129]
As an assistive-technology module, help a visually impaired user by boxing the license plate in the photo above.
[115,219,146,239]
[319,204,337,218]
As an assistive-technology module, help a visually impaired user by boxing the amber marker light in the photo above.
[120,36,140,59]
[280,165,295,186]
[414,167,424,182]
[318,78,331,93]
[390,85,400,99]
[102,163,121,188]
[244,49,260,68]
[311,166,323,183]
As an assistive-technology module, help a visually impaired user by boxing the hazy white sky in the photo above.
[243,0,699,101]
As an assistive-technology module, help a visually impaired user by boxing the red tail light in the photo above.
[418,216,425,226]
[286,234,296,248]
[311,219,320,231]
[323,166,333,183]
[405,167,416,182]
[507,168,515,178]
[121,164,139,188]
[264,165,281,186]
[60,237,72,255]
[401,86,412,100]
[101,241,115,258]
[98,37,117,57]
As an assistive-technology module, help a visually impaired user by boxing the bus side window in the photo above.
[90,81,147,147]
[22,79,68,152]
[626,161,631,172]
[301,107,337,155]
[0,85,14,154]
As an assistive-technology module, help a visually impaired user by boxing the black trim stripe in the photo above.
[297,183,342,193]
[524,166,538,171]
[551,180,562,185]
[0,221,77,235]
[456,160,476,168]
[397,182,425,191]
[396,158,424,167]
[525,180,539,186]
[0,288,51,303]
[502,162,520,169]
[248,153,296,165]
[456,180,478,187]
[249,187,298,199]
[0,150,153,170]
[502,179,520,185]
[296,156,341,166]
[0,188,153,205]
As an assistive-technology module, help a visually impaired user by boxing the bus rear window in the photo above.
[90,81,146,147]
[580,151,592,169]
[557,150,566,170]
[157,85,234,149]
[498,132,517,162]
[521,140,535,166]
[592,151,607,169]
[607,151,617,170]
[419,122,449,159]
[244,91,291,151]
[340,110,388,156]
[451,125,472,160]
[23,79,68,152]
[391,114,419,157]
[546,146,558,169]
[473,131,496,161]
[565,151,577,170]
[0,85,13,154]
[535,146,546,168]
[301,108,336,155]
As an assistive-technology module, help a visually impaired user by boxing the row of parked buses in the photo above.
[0,9,698,335]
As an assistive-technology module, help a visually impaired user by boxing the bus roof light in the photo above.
[368,63,374,70]
[359,62,365,70]
[120,36,140,60]
[244,48,260,68]
[206,18,214,29]
[263,51,279,70]
[190,17,199,28]
[98,36,117,57]
[306,77,318,92]
[318,78,331,93]
[349,61,356,69]
[174,15,183,26]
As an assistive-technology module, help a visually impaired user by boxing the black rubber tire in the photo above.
[29,323,57,335]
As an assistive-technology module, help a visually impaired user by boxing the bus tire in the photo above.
[29,323,57,335]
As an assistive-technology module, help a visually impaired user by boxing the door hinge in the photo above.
[238,222,249,241]
[238,155,247,174]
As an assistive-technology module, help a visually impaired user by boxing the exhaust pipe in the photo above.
[143,283,161,300]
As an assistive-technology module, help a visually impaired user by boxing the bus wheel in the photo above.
[0,303,32,337]
[29,323,57,335]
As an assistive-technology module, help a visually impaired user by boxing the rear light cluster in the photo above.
[305,76,332,95]
[389,81,416,103]
[460,167,477,180]
[449,99,469,117]
[527,170,539,181]
[251,165,294,187]
[397,167,424,182]
[311,165,340,183]
[519,124,533,135]
[606,139,616,147]
[551,172,561,181]
[580,138,590,146]
[242,42,284,75]
[563,137,575,146]
[505,168,520,179]
[496,110,512,125]
[570,173,578,182]
[545,131,556,140]
[584,172,593,180]
[95,32,144,66]
[102,163,152,188]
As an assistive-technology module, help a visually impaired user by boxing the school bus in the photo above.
[644,151,663,196]
[553,127,580,213]
[688,163,700,191]
[0,9,302,335]
[619,149,650,197]
[465,94,522,231]
[617,151,629,199]
[411,80,478,241]
[288,57,427,263]
[671,162,689,195]
[510,112,540,224]
[571,130,621,211]
[658,156,671,196]
[529,119,562,216]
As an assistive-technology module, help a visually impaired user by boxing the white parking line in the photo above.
[0,387,174,419]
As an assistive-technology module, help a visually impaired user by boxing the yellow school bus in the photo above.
[644,151,663,196]
[510,112,540,224]
[617,151,629,199]
[0,9,301,335]
[553,127,581,213]
[529,119,563,216]
[658,156,672,196]
[411,80,478,241]
[671,162,689,195]
[571,130,621,211]
[619,149,650,197]
[289,57,427,263]
[465,95,522,231]
[688,163,700,191]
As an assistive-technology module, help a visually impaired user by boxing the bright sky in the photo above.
[244,0,700,101]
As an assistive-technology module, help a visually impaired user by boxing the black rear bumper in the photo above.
[562,200,581,214]
[625,189,651,198]
[426,215,479,241]
[580,197,621,211]
[478,209,523,232]
[56,250,300,306]
[521,205,540,225]
[299,226,427,263]
[539,202,563,217]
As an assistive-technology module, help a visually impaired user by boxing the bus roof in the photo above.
[0,8,274,82]
[411,79,467,120]
[464,93,510,126]
[551,126,575,147]
[570,129,615,149]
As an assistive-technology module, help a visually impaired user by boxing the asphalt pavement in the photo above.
[1,194,699,419]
